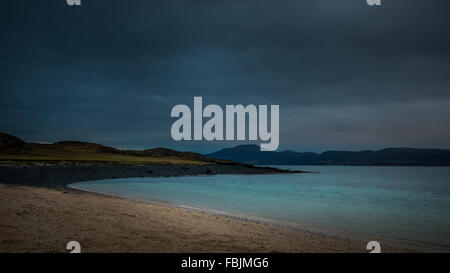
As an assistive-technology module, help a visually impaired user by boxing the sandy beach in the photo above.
[0,181,408,253]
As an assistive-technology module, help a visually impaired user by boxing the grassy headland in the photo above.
[0,132,211,165]
[0,132,297,189]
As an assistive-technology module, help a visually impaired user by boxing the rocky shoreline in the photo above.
[0,162,299,189]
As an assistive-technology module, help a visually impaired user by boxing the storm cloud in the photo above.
[1,0,450,152]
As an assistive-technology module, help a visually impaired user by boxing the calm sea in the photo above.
[68,166,450,251]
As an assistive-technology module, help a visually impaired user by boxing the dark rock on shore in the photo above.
[0,163,300,190]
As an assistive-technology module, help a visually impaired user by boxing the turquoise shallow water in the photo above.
[69,166,450,251]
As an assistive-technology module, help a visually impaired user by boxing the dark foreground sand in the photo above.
[0,163,410,253]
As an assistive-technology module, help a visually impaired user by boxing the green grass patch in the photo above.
[0,153,208,165]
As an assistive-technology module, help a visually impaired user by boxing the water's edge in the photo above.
[68,180,450,253]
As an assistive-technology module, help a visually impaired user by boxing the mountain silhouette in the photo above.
[206,145,450,166]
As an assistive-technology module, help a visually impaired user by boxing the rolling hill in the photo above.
[0,132,217,165]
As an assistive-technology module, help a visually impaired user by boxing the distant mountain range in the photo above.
[3,131,450,166]
[206,145,450,166]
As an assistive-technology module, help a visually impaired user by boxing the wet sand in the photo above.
[0,183,408,253]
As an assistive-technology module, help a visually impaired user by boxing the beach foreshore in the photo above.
[0,163,408,253]
[0,183,409,253]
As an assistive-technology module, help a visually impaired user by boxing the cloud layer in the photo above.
[1,0,449,152]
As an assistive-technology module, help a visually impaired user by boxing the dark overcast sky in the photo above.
[1,0,450,153]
